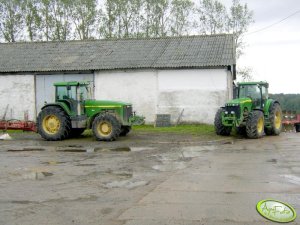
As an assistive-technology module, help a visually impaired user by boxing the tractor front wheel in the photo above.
[37,106,71,141]
[246,110,264,139]
[92,113,121,141]
[214,108,232,136]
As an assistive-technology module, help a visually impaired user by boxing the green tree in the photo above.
[22,0,42,41]
[195,0,254,58]
[196,0,227,35]
[169,0,194,36]
[227,0,254,58]
[0,0,23,42]
[144,0,169,37]
[71,0,97,40]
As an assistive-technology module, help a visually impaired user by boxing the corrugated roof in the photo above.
[0,34,235,73]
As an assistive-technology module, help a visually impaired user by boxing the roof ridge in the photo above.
[0,33,234,45]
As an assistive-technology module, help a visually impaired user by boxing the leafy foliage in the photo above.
[0,0,254,73]
[270,94,300,113]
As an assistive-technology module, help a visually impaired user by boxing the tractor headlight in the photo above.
[225,111,228,114]
[231,111,235,114]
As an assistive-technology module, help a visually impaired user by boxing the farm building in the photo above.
[0,34,236,124]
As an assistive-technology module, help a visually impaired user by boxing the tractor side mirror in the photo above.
[67,85,71,90]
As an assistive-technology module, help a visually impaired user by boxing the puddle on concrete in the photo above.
[181,145,215,158]
[266,158,278,163]
[19,171,54,180]
[57,149,86,152]
[76,164,97,167]
[152,161,187,172]
[130,147,156,152]
[11,200,33,204]
[94,147,131,152]
[55,146,147,153]
[103,180,149,189]
[42,161,66,165]
[7,148,45,152]
[101,208,113,215]
[67,145,84,148]
[281,175,300,185]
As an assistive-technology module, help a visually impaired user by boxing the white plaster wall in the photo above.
[0,75,35,121]
[95,68,232,125]
[157,69,230,124]
[94,70,157,123]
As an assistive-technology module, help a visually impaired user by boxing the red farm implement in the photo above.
[0,107,37,132]
[282,110,300,132]
[0,120,36,132]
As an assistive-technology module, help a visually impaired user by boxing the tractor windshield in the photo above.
[238,85,261,99]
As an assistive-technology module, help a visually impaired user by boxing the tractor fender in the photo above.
[41,102,72,116]
[264,99,280,114]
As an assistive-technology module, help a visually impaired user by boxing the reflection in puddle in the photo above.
[103,180,149,189]
[57,149,86,152]
[281,175,300,185]
[7,148,45,152]
[94,147,131,152]
[152,162,187,172]
[42,161,66,165]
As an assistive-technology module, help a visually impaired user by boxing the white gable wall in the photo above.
[95,68,232,124]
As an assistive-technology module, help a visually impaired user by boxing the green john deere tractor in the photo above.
[37,81,144,141]
[214,81,282,139]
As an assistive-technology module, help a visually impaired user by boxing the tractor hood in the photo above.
[85,99,131,107]
[226,98,252,106]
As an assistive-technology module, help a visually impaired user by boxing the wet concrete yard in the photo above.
[0,132,299,225]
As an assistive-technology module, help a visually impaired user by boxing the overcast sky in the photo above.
[221,0,300,94]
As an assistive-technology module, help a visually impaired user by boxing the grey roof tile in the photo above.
[0,34,235,73]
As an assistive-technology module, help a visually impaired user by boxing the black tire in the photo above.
[214,108,232,136]
[37,106,71,141]
[92,113,121,141]
[70,128,85,137]
[295,124,300,132]
[246,110,264,139]
[120,126,131,136]
[236,126,246,136]
[267,103,282,135]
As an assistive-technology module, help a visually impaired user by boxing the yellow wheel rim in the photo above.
[42,115,60,134]
[257,117,264,133]
[97,121,112,136]
[275,111,282,129]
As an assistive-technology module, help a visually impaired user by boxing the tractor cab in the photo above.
[237,82,269,109]
[54,81,92,116]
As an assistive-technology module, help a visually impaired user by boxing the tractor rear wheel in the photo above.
[92,113,121,141]
[120,126,131,136]
[267,103,282,135]
[37,106,71,141]
[214,108,232,136]
[246,110,264,139]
